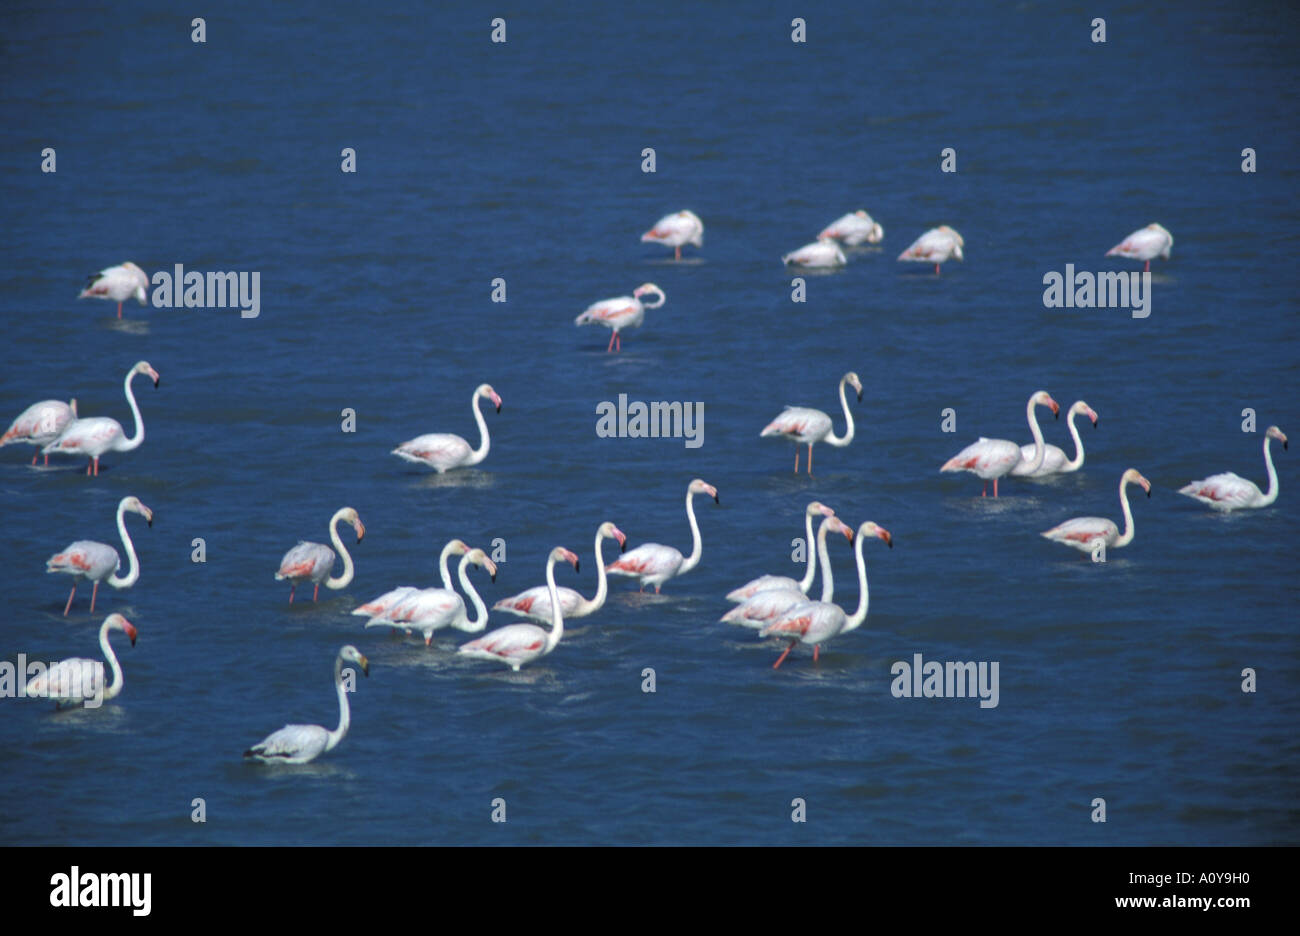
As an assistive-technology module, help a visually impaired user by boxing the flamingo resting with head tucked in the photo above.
[1105,223,1173,273]
[78,262,149,318]
[458,547,580,671]
[275,507,365,602]
[43,361,159,476]
[782,238,846,268]
[761,372,863,475]
[722,515,853,629]
[574,284,664,352]
[494,522,627,622]
[607,479,718,593]
[1041,468,1151,554]
[819,210,884,246]
[46,495,153,615]
[941,391,1059,496]
[392,383,501,472]
[2,398,77,466]
[727,502,836,602]
[244,645,369,764]
[898,225,964,274]
[361,548,497,645]
[641,210,703,260]
[1011,400,1098,477]
[1179,425,1286,511]
[25,614,137,709]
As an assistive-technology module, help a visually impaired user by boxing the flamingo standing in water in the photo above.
[43,361,159,476]
[494,522,627,622]
[275,507,365,603]
[941,391,1060,496]
[458,547,580,671]
[761,372,863,475]
[352,539,469,626]
[1179,426,1287,511]
[819,210,884,246]
[641,210,704,260]
[244,645,369,764]
[761,520,893,669]
[782,239,846,268]
[2,398,76,466]
[46,495,154,615]
[1106,223,1173,273]
[1011,400,1099,477]
[898,225,964,274]
[361,548,497,645]
[1041,468,1151,554]
[25,614,137,709]
[78,262,149,318]
[574,284,665,352]
[722,515,853,629]
[727,502,837,602]
[392,383,501,472]
[607,479,719,593]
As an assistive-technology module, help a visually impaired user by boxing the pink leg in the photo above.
[1144,260,1150,273]
[30,453,37,466]
[993,478,999,498]
[312,583,320,602]
[288,585,296,604]
[89,581,99,613]
[654,585,661,594]
[675,246,682,261]
[93,457,100,476]
[615,333,621,351]
[813,645,820,662]
[981,482,987,497]
[773,640,797,670]
[794,449,800,473]
[934,263,941,275]
[63,584,77,616]
[86,460,93,476]
[807,444,814,476]
[116,301,123,319]
[607,331,616,352]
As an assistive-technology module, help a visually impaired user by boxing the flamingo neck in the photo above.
[1025,397,1047,473]
[438,543,458,589]
[325,654,350,752]
[118,370,146,451]
[826,376,855,447]
[578,530,611,615]
[467,392,491,464]
[815,521,835,603]
[844,532,870,633]
[100,621,125,700]
[798,510,818,593]
[544,556,564,652]
[325,510,355,589]
[1063,408,1086,471]
[458,555,489,628]
[108,501,140,588]
[678,490,704,574]
[1260,436,1280,506]
[1115,477,1137,547]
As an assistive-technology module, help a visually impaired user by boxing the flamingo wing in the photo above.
[47,540,120,579]
[392,433,473,470]
[26,657,104,703]
[1178,473,1261,510]
[245,724,330,763]
[721,587,807,628]
[1041,517,1118,549]
[276,541,336,583]
[607,544,682,581]
[458,623,548,662]
[726,575,802,603]
[352,586,419,620]
[761,407,832,442]
[2,401,75,447]
[43,417,124,455]
[941,438,1021,478]
[493,586,582,621]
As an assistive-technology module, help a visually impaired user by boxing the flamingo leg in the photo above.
[794,448,800,473]
[981,481,987,497]
[773,640,798,669]
[43,453,49,467]
[814,645,820,662]
[807,444,814,476]
[934,263,941,275]
[654,585,661,594]
[607,331,616,352]
[312,583,321,602]
[675,246,682,261]
[63,584,77,616]
[93,457,100,477]
[1144,260,1151,273]
[288,585,296,604]
[30,453,37,466]
[615,333,621,351]
[993,478,999,498]
[86,460,93,476]
[89,581,99,613]
[424,635,432,646]
[116,301,123,319]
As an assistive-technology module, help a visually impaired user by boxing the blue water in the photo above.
[1,1,1297,845]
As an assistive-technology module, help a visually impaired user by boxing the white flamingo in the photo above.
[352,538,469,624]
[494,522,627,622]
[641,210,704,260]
[1179,426,1287,511]
[244,645,369,764]
[727,502,837,602]
[78,263,149,318]
[607,479,718,593]
[25,614,137,709]
[46,496,153,616]
[1042,469,1151,554]
[2,398,76,466]
[782,239,846,268]
[1106,223,1173,273]
[941,391,1060,497]
[898,225,964,274]
[761,521,893,668]
[43,361,159,476]
[574,283,665,353]
[722,515,853,629]
[458,547,580,671]
[363,548,497,644]
[275,507,365,603]
[761,372,863,475]
[819,210,884,245]
[1011,400,1099,477]
[392,383,501,472]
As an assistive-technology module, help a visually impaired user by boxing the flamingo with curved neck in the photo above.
[574,283,666,352]
[727,502,837,602]
[392,383,502,472]
[46,496,154,615]
[606,479,718,593]
[25,613,138,709]
[760,372,863,475]
[44,361,159,476]
[458,547,581,670]
[1179,426,1288,511]
[941,390,1060,496]
[722,515,853,628]
[1014,400,1098,477]
[275,507,365,602]
[369,549,497,644]
[352,538,469,625]
[494,522,628,622]
[244,645,370,764]
[1042,468,1152,554]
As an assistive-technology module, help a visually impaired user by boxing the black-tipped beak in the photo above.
[490,571,497,583]
[147,518,153,528]
[574,560,580,574]
[496,403,502,413]
[1285,440,1289,451]
[713,494,720,505]
[361,662,370,677]
[1146,489,1152,498]
[620,540,627,553]
[1093,419,1098,428]
[856,390,863,402]
[153,378,160,389]
[129,635,137,647]
[1054,410,1059,420]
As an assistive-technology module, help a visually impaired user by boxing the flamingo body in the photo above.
[25,614,137,708]
[941,391,1059,496]
[574,284,664,352]
[459,547,579,670]
[607,480,717,593]
[2,399,77,465]
[898,225,964,273]
[782,240,846,267]
[761,373,863,474]
[819,210,883,245]
[245,646,368,764]
[1042,468,1151,554]
[43,361,159,475]
[1179,426,1286,512]
[1106,223,1173,271]
[78,263,149,318]
[392,383,501,471]
[46,496,153,614]
[641,210,704,260]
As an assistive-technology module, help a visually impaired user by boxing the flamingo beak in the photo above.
[491,392,502,413]
[358,655,370,677]
[355,520,366,543]
[842,527,854,543]
[615,529,627,552]
[124,623,138,645]
[879,528,893,548]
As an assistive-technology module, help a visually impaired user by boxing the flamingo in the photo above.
[1179,426,1287,511]
[46,496,153,616]
[352,539,469,625]
[782,239,846,268]
[941,391,1060,497]
[1011,400,1099,477]
[607,479,718,593]
[1042,468,1151,554]
[392,383,501,472]
[761,372,863,475]
[641,210,703,261]
[244,645,369,764]
[761,521,893,669]
[275,507,365,603]
[78,262,149,319]
[819,210,884,246]
[458,547,580,671]
[1106,223,1173,273]
[727,502,837,602]
[42,361,159,476]
[722,515,853,629]
[574,284,664,352]
[2,398,76,466]
[493,522,627,622]
[362,548,497,644]
[24,614,137,709]
[898,225,964,274]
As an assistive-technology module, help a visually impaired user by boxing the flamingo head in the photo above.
[123,496,154,527]
[467,549,498,582]
[551,547,581,573]
[340,644,370,677]
[845,372,863,402]
[689,479,719,504]
[340,507,365,542]
[1073,401,1099,427]
[1123,469,1152,498]
[106,613,137,646]
[477,384,502,413]
[1267,426,1288,450]
[633,283,665,308]
[823,516,854,544]
[599,522,628,552]
[859,521,893,549]
[1032,391,1060,419]
[134,360,161,388]
[806,501,835,520]
[445,538,470,556]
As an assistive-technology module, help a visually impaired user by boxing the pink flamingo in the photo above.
[941,391,1059,496]
[574,284,665,352]
[727,502,836,602]
[761,372,862,475]
[458,547,580,671]
[1179,426,1287,511]
[392,383,501,472]
[361,548,496,645]
[641,210,703,260]
[42,361,159,476]
[275,507,365,603]
[494,522,627,622]
[819,210,884,245]
[898,225,964,274]
[2,398,77,466]
[78,262,149,318]
[607,479,718,593]
[722,515,853,629]
[781,239,846,267]
[46,496,153,615]
[1041,469,1151,554]
[1106,223,1173,273]
[352,539,469,626]
[1011,400,1099,477]
[25,614,137,709]
[761,521,893,669]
